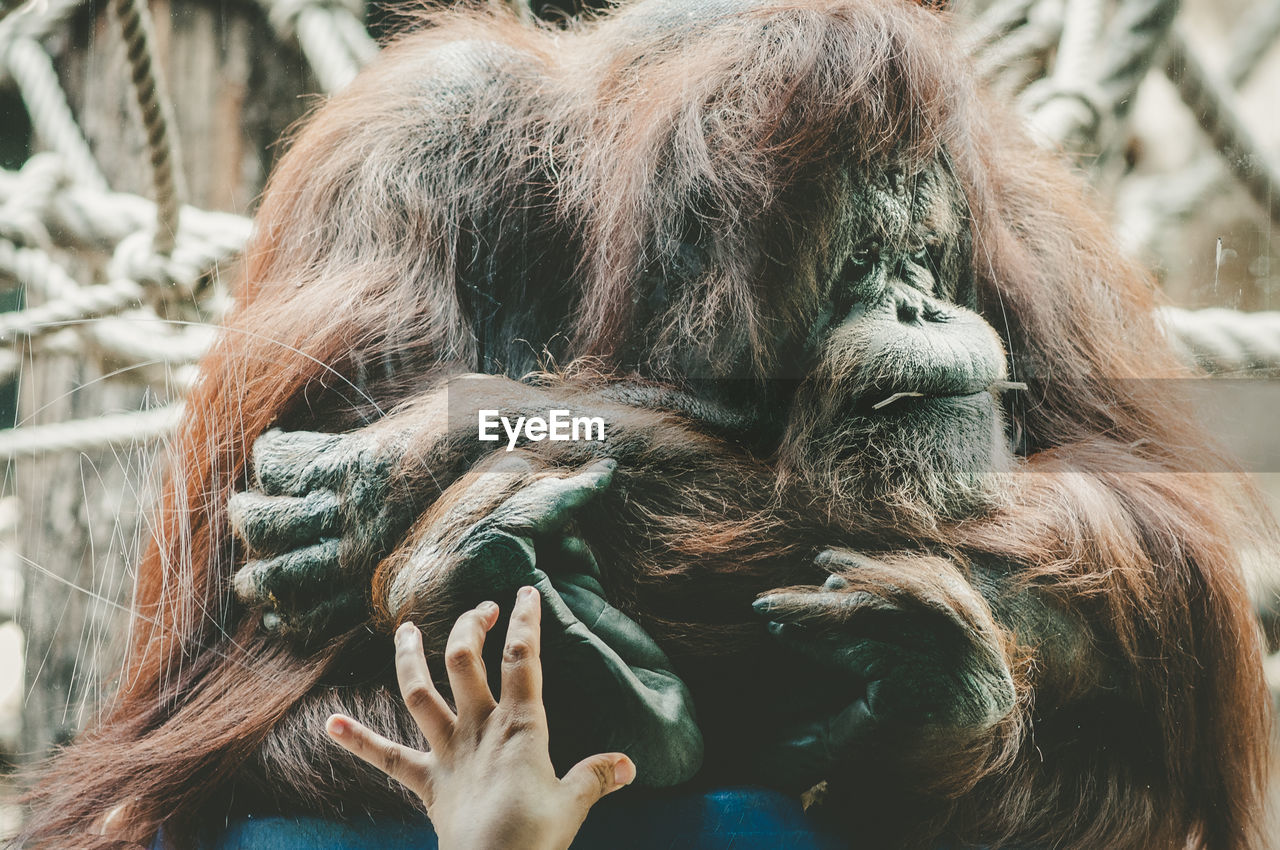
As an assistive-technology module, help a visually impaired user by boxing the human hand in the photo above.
[380,454,703,788]
[325,586,637,850]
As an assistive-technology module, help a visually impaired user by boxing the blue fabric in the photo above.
[186,788,850,849]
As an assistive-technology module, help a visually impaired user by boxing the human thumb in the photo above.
[563,752,637,811]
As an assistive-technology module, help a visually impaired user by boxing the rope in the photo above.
[1164,27,1280,227]
[260,0,375,93]
[0,238,81,299]
[0,404,182,461]
[1160,307,1280,375]
[1019,0,1107,149]
[0,239,215,366]
[963,0,1037,56]
[1092,0,1180,124]
[0,157,250,352]
[0,162,251,256]
[2,38,107,191]
[0,0,84,69]
[975,1,1063,85]
[0,153,61,246]
[111,0,184,255]
[1225,0,1280,88]
[0,277,144,342]
[1054,0,1106,83]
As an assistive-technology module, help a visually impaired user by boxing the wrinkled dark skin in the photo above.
[230,427,412,635]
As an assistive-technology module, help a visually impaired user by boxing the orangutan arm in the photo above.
[228,372,735,638]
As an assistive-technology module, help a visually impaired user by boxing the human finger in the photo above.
[561,752,636,813]
[445,602,500,721]
[326,713,432,793]
[500,586,543,706]
[395,622,454,752]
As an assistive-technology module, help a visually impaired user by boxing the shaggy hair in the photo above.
[19,2,1272,848]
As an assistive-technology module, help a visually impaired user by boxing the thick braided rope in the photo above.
[975,3,1062,84]
[1022,0,1108,148]
[261,0,375,93]
[111,0,183,255]
[0,404,183,460]
[1164,28,1280,226]
[1226,0,1280,88]
[0,238,81,300]
[0,159,252,254]
[0,239,215,370]
[3,38,106,191]
[963,0,1037,55]
[0,158,249,351]
[0,0,84,69]
[1054,0,1105,84]
[1161,307,1280,374]
[0,277,144,342]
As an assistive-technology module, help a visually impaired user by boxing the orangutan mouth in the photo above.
[869,381,1026,412]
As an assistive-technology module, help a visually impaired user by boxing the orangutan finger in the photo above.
[232,539,341,605]
[269,587,368,638]
[814,549,883,572]
[227,489,340,555]
[752,590,900,625]
[444,603,499,723]
[490,458,617,536]
[252,428,352,496]
[395,622,454,751]
[822,573,851,591]
[325,714,432,794]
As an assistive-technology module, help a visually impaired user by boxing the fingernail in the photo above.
[327,715,348,737]
[613,757,636,786]
[478,600,499,618]
[395,622,418,645]
[518,586,537,601]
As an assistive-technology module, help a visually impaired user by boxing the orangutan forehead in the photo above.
[853,159,967,245]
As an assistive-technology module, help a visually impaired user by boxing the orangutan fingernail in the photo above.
[518,586,537,601]
[327,715,348,737]
[478,601,499,618]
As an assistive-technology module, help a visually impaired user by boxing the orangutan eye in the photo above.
[845,243,880,277]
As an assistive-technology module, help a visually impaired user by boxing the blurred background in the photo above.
[0,0,1278,837]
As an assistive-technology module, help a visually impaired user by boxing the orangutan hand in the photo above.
[229,427,415,637]
[752,549,1017,791]
[326,587,636,850]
